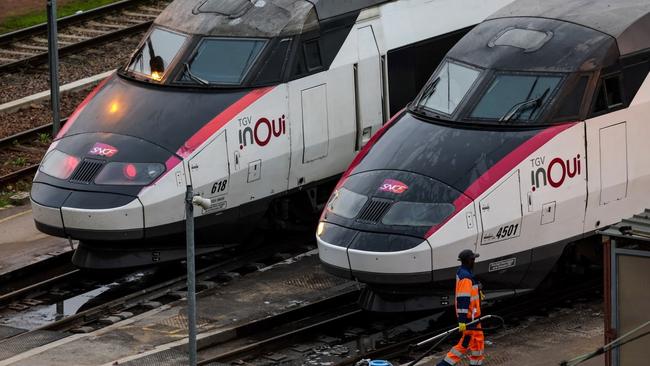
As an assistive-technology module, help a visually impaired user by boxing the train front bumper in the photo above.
[317,223,433,285]
[31,182,144,241]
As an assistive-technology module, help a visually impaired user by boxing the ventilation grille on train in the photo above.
[69,159,104,184]
[356,198,393,224]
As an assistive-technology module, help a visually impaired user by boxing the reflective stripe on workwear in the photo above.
[454,266,481,325]
[444,356,457,365]
[450,348,463,357]
[469,360,483,365]
[471,350,484,356]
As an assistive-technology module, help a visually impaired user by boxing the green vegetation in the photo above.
[12,157,27,167]
[0,194,10,208]
[37,133,52,144]
[0,0,121,35]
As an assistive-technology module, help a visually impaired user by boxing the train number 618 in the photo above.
[211,179,228,194]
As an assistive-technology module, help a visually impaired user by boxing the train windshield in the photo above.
[183,38,267,85]
[470,74,562,122]
[126,27,187,81]
[414,60,481,115]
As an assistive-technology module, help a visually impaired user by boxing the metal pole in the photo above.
[47,0,61,136]
[185,186,197,366]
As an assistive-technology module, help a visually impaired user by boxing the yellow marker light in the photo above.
[108,101,120,114]
[151,71,163,81]
[317,221,325,237]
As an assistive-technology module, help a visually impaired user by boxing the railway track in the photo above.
[0,118,67,187]
[190,274,603,366]
[0,236,314,343]
[0,0,169,73]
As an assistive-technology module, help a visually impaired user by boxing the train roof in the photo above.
[489,0,650,56]
[155,0,391,38]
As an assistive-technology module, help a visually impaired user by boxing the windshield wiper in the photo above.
[499,88,550,122]
[183,63,209,86]
[414,76,441,108]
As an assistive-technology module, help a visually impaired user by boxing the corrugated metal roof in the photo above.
[599,209,650,242]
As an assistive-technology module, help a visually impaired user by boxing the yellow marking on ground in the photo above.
[0,209,32,225]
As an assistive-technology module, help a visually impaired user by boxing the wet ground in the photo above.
[416,298,604,366]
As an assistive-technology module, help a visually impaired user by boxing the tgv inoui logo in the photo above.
[238,115,287,150]
[530,154,581,191]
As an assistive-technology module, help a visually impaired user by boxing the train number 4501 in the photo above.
[495,223,519,240]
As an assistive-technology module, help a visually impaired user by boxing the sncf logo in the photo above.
[89,142,118,158]
[379,179,409,194]
[238,115,287,150]
[530,154,581,191]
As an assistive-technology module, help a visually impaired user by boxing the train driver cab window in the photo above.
[593,74,623,114]
[126,27,187,81]
[184,38,266,85]
[254,38,292,85]
[413,60,481,115]
[304,39,323,71]
[470,74,562,122]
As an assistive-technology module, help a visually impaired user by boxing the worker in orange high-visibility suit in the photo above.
[437,249,484,366]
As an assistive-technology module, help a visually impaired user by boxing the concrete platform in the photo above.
[416,299,605,366]
[0,251,357,366]
[0,205,71,277]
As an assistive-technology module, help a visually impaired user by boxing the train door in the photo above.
[474,170,529,288]
[188,131,230,215]
[355,25,383,150]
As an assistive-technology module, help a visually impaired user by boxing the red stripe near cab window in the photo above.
[320,108,405,221]
[176,86,274,158]
[55,73,114,140]
[335,108,406,190]
[425,121,578,238]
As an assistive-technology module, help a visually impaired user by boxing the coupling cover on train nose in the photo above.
[323,170,463,238]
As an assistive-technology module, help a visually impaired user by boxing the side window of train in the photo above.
[592,74,623,115]
[254,38,292,85]
[293,37,323,77]
[303,39,323,71]
[553,75,589,122]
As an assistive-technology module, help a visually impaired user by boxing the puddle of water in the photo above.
[2,285,113,330]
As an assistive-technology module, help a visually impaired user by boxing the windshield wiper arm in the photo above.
[499,88,550,122]
[414,76,441,108]
[183,63,209,86]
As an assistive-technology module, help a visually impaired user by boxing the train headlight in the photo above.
[317,221,325,237]
[326,188,368,219]
[39,150,80,180]
[95,162,165,185]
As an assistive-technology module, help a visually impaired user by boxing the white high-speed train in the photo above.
[30,0,513,269]
[317,0,650,311]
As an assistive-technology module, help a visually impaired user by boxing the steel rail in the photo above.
[0,0,143,47]
[0,269,81,307]
[0,165,39,186]
[0,118,68,150]
[0,0,164,73]
[198,303,363,364]
[335,279,604,365]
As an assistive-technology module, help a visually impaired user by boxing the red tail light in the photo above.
[39,150,80,180]
[123,164,137,180]
[95,162,165,185]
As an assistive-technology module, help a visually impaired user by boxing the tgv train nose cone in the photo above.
[318,170,467,285]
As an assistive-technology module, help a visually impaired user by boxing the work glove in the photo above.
[458,323,467,332]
